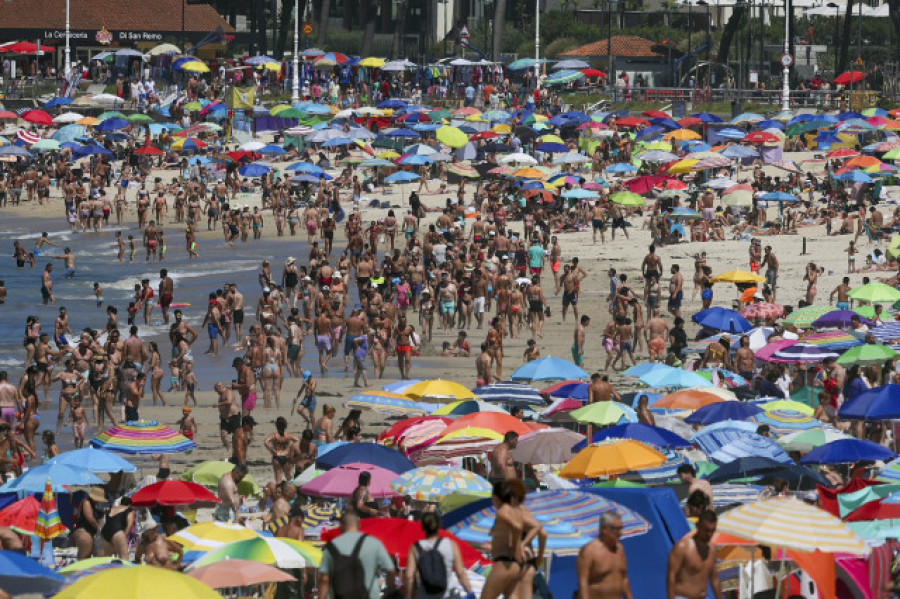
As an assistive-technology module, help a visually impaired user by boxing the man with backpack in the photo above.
[405,513,476,599]
[319,510,397,599]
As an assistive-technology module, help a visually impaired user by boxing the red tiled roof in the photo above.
[0,0,233,34]
[561,36,667,59]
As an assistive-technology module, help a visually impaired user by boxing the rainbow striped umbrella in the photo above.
[753,410,821,435]
[35,479,66,550]
[446,490,651,556]
[390,466,491,502]
[91,420,197,455]
[190,537,322,569]
[801,330,864,351]
[170,521,261,552]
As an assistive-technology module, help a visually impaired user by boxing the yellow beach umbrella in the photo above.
[359,57,386,68]
[261,62,282,71]
[404,379,477,401]
[539,134,564,144]
[492,124,512,134]
[170,521,260,552]
[77,116,99,126]
[667,158,699,174]
[559,439,666,479]
[436,125,469,148]
[55,565,221,599]
[710,270,766,284]
[717,497,869,555]
[722,189,753,207]
[269,104,293,116]
[760,399,815,417]
[180,61,210,73]
[377,150,400,160]
[664,129,702,141]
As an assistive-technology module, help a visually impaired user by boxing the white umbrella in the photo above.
[706,177,738,189]
[148,43,181,56]
[553,152,589,164]
[511,428,585,465]
[355,107,384,116]
[333,109,354,119]
[499,152,537,165]
[238,141,265,151]
[91,93,124,105]
[53,112,85,124]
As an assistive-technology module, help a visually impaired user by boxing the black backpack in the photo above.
[325,534,369,599]
[415,538,448,597]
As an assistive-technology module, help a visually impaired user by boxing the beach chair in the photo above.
[863,221,887,244]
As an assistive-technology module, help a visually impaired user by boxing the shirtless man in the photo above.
[572,315,589,367]
[214,381,241,449]
[577,512,633,599]
[641,245,663,301]
[667,510,722,599]
[646,313,670,362]
[763,245,779,300]
[677,464,713,506]
[395,317,415,380]
[314,310,332,375]
[215,464,247,522]
[231,416,254,467]
[475,343,494,386]
[591,201,606,244]
[561,260,587,323]
[668,264,684,318]
[144,220,160,261]
[158,269,175,325]
[830,276,852,310]
[123,326,148,373]
[0,372,18,426]
[588,373,621,403]
[734,336,756,382]
[53,247,77,279]
[488,431,518,483]
[526,276,546,339]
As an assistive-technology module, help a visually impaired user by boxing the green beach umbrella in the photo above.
[777,428,852,452]
[854,305,877,319]
[848,281,900,303]
[782,304,837,329]
[593,479,647,488]
[429,109,451,121]
[31,139,61,151]
[128,114,153,123]
[97,111,126,121]
[182,460,262,497]
[191,537,322,569]
[570,402,634,426]
[436,125,469,148]
[836,343,898,365]
[277,108,307,119]
[609,191,645,206]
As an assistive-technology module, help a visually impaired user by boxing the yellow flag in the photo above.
[230,86,255,110]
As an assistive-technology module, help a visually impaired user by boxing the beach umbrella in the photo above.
[404,379,476,401]
[837,343,898,366]
[344,390,432,416]
[849,281,900,303]
[170,521,261,553]
[0,496,40,533]
[91,420,197,454]
[690,420,758,454]
[0,550,64,595]
[316,442,415,473]
[753,410,820,436]
[844,495,900,522]
[559,439,667,478]
[0,462,102,493]
[187,560,296,588]
[709,434,793,464]
[238,163,271,177]
[721,497,868,556]
[384,171,420,184]
[181,461,261,497]
[637,365,713,389]
[811,309,874,328]
[834,70,866,85]
[432,400,507,416]
[447,490,649,557]
[435,125,469,148]
[301,462,398,498]
[706,457,829,487]
[180,61,210,73]
[783,304,837,328]
[685,401,763,425]
[511,428,586,464]
[53,112,85,124]
[390,466,491,501]
[800,438,897,464]
[609,191,645,206]
[130,480,220,507]
[322,517,484,567]
[692,307,752,333]
[577,422,691,451]
[170,137,207,151]
[709,270,766,285]
[778,428,852,452]
[472,381,545,405]
[739,302,784,321]
[56,565,219,599]
[30,139,61,152]
[510,356,589,382]
[22,109,53,125]
[570,402,637,426]
[439,412,534,438]
[653,389,723,410]
[769,343,839,363]
[839,384,900,420]
[34,478,67,551]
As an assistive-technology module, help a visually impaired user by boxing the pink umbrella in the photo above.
[300,463,399,498]
[755,339,798,362]
[739,302,785,321]
[582,182,604,191]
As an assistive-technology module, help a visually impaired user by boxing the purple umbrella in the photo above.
[769,343,839,364]
[811,310,874,329]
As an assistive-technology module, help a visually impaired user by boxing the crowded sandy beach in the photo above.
[3,45,900,599]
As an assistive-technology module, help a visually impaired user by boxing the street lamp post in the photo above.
[781,0,790,111]
[607,0,614,86]
[534,0,541,90]
[827,2,839,77]
[64,0,70,78]
[291,0,299,103]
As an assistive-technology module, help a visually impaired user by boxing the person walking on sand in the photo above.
[576,512,633,599]
[572,315,589,367]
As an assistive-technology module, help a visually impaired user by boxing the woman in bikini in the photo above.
[261,337,282,409]
[371,328,388,379]
[18,367,41,455]
[804,262,819,305]
[315,404,336,444]
[148,342,166,407]
[481,481,540,599]
[264,416,299,485]
[292,429,318,477]
[512,481,547,599]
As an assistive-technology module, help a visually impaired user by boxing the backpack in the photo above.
[325,534,369,599]
[415,537,448,597]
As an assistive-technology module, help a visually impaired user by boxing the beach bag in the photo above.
[415,538,448,597]
[325,534,369,599]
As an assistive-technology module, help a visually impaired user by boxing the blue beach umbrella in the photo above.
[637,365,713,388]
[0,463,102,493]
[44,97,73,108]
[471,382,545,405]
[384,171,420,183]
[800,438,897,465]
[685,401,763,425]
[510,356,589,382]
[690,420,758,454]
[48,447,137,473]
[286,161,323,174]
[238,163,272,177]
[0,550,64,595]
[839,384,900,420]
[692,307,752,333]
[709,434,793,464]
[316,443,415,473]
[575,422,691,451]
[95,118,129,132]
[343,391,434,416]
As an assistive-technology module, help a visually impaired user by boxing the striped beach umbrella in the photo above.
[432,400,508,416]
[390,466,491,502]
[471,382,545,405]
[170,522,261,553]
[801,330,863,351]
[782,304,836,328]
[718,497,870,555]
[91,420,197,455]
[690,421,758,455]
[709,435,793,465]
[35,479,66,551]
[753,410,821,435]
[446,490,651,556]
[412,428,503,464]
[343,391,433,416]
[872,321,900,350]
[768,343,839,364]
[190,536,322,569]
